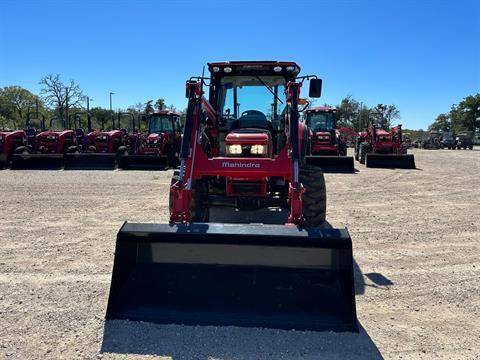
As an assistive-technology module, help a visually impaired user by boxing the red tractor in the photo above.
[64,113,131,170]
[354,124,415,168]
[304,106,354,172]
[118,110,182,170]
[0,129,28,169]
[338,126,358,147]
[11,113,77,169]
[106,61,357,332]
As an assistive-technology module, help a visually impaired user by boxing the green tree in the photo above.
[428,113,451,132]
[336,95,360,129]
[0,86,42,128]
[144,100,154,114]
[369,104,400,130]
[155,98,165,111]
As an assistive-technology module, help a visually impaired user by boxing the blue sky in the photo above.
[0,0,478,129]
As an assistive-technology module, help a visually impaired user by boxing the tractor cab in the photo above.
[210,62,301,157]
[141,111,181,155]
[304,106,342,154]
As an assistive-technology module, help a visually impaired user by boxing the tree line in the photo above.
[331,95,401,132]
[0,74,176,130]
[2,74,478,136]
[427,94,479,134]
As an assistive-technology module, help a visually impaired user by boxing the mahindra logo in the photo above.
[222,162,261,169]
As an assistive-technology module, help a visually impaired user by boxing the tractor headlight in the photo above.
[317,135,330,141]
[250,144,265,155]
[226,144,242,155]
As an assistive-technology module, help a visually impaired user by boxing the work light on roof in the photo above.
[273,66,282,72]
[224,67,232,73]
[212,66,220,72]
[286,66,295,72]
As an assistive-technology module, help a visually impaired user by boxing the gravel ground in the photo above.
[0,148,479,359]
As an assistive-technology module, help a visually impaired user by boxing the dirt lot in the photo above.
[0,148,479,360]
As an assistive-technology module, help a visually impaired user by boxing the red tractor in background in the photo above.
[0,129,28,169]
[106,61,357,332]
[64,112,132,170]
[118,110,182,170]
[354,124,415,168]
[338,127,358,147]
[11,112,77,169]
[304,106,354,172]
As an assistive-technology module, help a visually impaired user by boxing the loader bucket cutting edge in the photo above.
[118,155,168,170]
[106,222,358,332]
[10,154,64,170]
[366,154,415,169]
[64,153,117,170]
[305,156,355,173]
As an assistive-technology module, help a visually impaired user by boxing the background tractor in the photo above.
[64,112,132,170]
[118,110,182,170]
[11,112,76,169]
[455,131,474,150]
[0,129,28,169]
[106,61,358,332]
[304,106,354,172]
[354,124,415,168]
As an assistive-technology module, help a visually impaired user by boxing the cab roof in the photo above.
[151,110,180,117]
[208,61,301,77]
[307,106,337,113]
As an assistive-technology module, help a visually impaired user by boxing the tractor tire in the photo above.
[359,143,369,165]
[354,139,360,161]
[300,165,326,227]
[169,170,209,222]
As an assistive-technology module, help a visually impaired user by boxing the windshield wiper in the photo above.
[255,76,284,105]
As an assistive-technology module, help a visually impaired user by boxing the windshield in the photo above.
[149,115,173,133]
[306,112,335,131]
[218,76,287,122]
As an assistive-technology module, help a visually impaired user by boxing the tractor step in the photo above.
[366,154,416,169]
[64,153,117,170]
[106,222,358,332]
[305,155,355,173]
[10,154,64,170]
[117,155,168,170]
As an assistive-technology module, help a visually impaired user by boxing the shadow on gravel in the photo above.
[101,320,384,360]
[354,264,394,295]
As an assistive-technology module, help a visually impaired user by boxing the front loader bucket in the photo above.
[118,155,168,170]
[64,153,116,170]
[306,155,355,173]
[106,222,358,332]
[366,154,415,169]
[10,153,64,170]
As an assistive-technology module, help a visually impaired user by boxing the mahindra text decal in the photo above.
[222,162,261,169]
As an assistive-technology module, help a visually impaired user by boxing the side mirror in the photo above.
[309,79,322,98]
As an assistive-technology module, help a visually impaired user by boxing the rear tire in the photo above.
[359,143,369,165]
[300,165,326,227]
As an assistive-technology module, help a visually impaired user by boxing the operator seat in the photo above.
[230,110,272,132]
